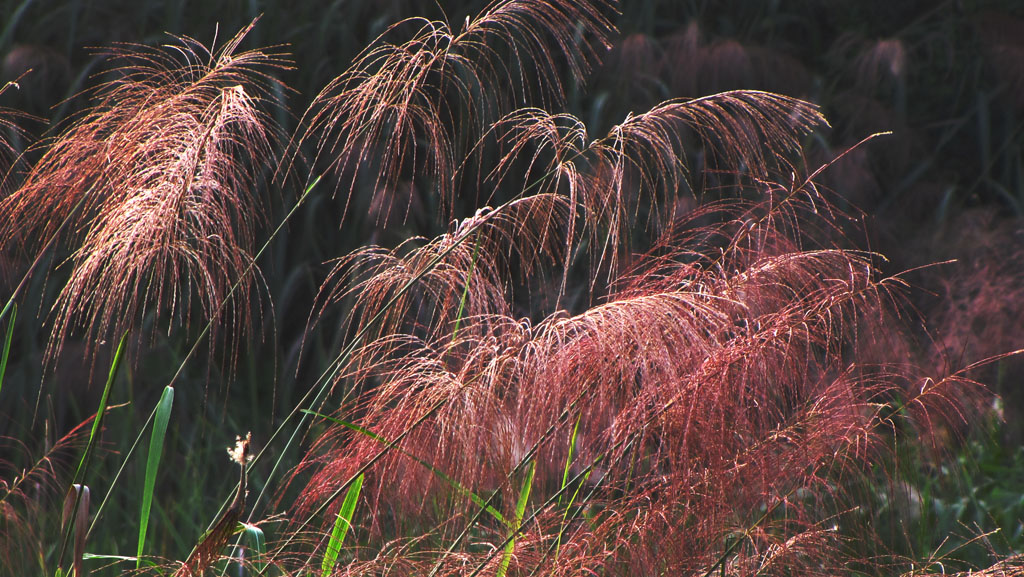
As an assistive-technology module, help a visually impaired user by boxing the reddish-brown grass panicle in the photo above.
[0,21,290,363]
[307,193,571,372]
[483,91,827,285]
[277,2,985,573]
[290,160,987,575]
[294,0,615,225]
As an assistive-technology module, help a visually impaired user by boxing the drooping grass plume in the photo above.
[309,194,571,352]
[281,12,904,572]
[484,91,826,285]
[294,0,615,223]
[287,156,990,575]
[0,22,290,364]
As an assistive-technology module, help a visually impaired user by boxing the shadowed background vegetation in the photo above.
[1,0,1023,575]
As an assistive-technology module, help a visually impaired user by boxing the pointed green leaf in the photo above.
[137,385,174,569]
[0,302,15,398]
[240,522,267,574]
[496,460,535,577]
[321,473,363,577]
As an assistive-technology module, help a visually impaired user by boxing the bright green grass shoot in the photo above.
[496,460,535,577]
[137,385,174,569]
[0,301,14,397]
[321,472,364,577]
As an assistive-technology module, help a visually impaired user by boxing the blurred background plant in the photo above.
[0,0,1022,575]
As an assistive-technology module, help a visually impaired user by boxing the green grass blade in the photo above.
[560,413,582,504]
[137,385,174,569]
[82,553,160,568]
[302,410,506,525]
[554,468,591,562]
[82,332,128,473]
[240,523,267,574]
[0,301,15,398]
[320,473,364,577]
[496,460,535,577]
[87,397,159,538]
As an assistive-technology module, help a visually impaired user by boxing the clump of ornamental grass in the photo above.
[255,2,994,576]
[0,2,1012,576]
[284,178,991,575]
[0,21,289,366]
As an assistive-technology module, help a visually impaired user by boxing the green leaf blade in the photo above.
[137,385,174,569]
[497,460,535,577]
[0,301,15,397]
[320,473,364,577]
